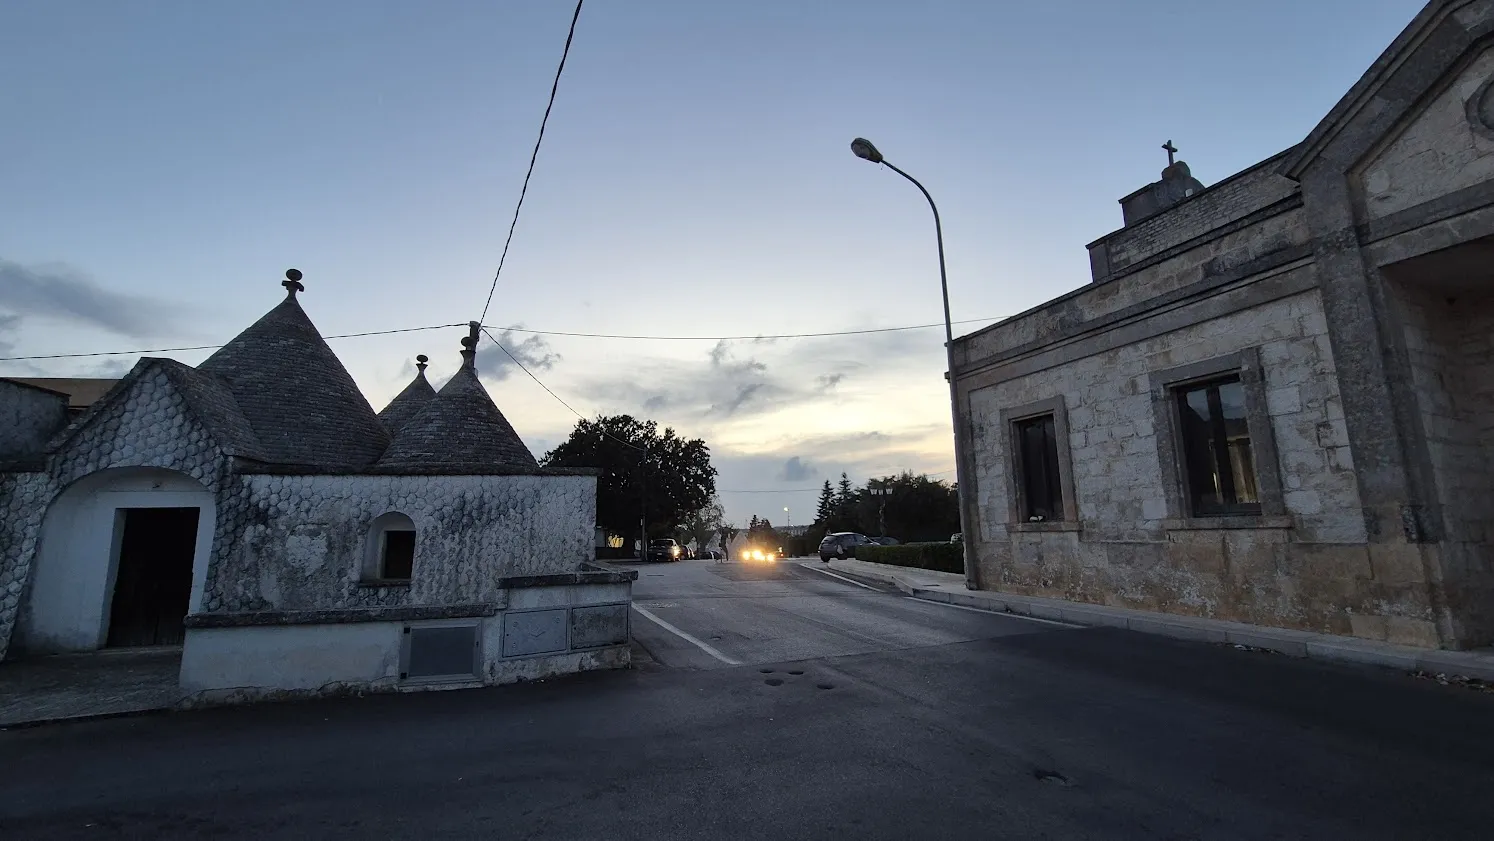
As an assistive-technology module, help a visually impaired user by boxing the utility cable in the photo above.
[478,0,585,324]
[4,315,1005,365]
[0,323,470,362]
[483,315,1005,342]
[479,325,645,452]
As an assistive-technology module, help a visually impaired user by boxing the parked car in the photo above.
[646,538,683,562]
[870,536,900,546]
[819,532,872,561]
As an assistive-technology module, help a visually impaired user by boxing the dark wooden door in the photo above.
[107,507,200,648]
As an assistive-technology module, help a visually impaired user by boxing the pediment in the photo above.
[1283,1,1494,181]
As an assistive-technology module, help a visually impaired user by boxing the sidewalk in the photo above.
[826,557,1494,682]
[0,648,182,728]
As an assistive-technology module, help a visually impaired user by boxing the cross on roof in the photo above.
[1162,140,1178,166]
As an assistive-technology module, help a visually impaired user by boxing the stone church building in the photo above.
[952,0,1494,650]
[0,272,632,702]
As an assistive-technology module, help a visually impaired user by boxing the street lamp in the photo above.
[869,483,890,538]
[849,137,976,589]
[784,506,791,529]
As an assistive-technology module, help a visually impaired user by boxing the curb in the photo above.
[828,560,1494,683]
[0,705,171,731]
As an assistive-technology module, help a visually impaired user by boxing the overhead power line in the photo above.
[0,315,1007,363]
[478,0,586,325]
[490,315,1005,342]
[479,325,645,453]
[717,468,955,494]
[0,323,469,362]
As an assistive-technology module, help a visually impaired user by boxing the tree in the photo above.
[875,472,960,542]
[541,414,718,540]
[814,480,834,524]
[680,497,726,554]
[747,517,782,551]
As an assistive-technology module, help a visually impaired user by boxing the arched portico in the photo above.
[19,467,215,654]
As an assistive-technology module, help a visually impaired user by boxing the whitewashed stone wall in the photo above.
[969,283,1362,544]
[0,365,232,659]
[0,380,67,462]
[1361,48,1494,219]
[207,473,596,612]
[0,360,599,659]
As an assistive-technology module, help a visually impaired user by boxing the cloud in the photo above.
[778,456,816,482]
[0,259,182,338]
[817,373,844,390]
[0,313,19,356]
[475,328,561,383]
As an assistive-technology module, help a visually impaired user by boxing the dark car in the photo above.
[646,539,683,562]
[818,532,872,561]
[870,536,900,546]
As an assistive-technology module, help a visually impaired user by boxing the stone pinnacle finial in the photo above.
[415,354,429,374]
[460,321,480,370]
[282,268,305,297]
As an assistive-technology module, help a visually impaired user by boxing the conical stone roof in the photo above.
[197,274,390,467]
[378,356,437,435]
[378,331,537,470]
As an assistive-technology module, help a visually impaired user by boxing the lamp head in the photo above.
[850,137,883,164]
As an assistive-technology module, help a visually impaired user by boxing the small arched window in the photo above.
[366,512,416,582]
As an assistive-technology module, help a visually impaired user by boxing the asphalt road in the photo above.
[3,558,1493,840]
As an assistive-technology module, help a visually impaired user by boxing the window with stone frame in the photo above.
[1014,413,1065,521]
[365,512,417,583]
[1000,396,1078,528]
[1174,375,1261,516]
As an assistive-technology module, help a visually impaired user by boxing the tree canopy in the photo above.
[540,415,717,540]
[808,471,958,542]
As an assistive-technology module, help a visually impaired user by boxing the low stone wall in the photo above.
[178,568,635,705]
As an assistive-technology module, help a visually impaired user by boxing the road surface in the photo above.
[2,557,1492,840]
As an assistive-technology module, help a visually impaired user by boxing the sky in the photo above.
[0,0,1428,527]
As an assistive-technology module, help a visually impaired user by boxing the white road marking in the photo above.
[905,597,1081,628]
[799,563,882,591]
[631,604,742,665]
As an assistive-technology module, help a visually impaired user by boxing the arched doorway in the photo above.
[20,467,216,654]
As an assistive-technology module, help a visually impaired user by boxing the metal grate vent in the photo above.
[401,624,480,681]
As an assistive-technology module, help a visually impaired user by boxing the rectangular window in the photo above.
[1175,377,1260,516]
[382,530,416,580]
[1015,414,1064,522]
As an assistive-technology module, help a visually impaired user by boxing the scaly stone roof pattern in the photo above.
[378,337,537,471]
[377,356,437,435]
[196,279,390,467]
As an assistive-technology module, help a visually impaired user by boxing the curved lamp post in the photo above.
[849,137,977,590]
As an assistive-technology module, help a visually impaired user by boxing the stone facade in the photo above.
[206,473,595,613]
[951,0,1494,650]
[0,282,631,700]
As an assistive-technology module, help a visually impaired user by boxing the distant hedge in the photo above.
[856,542,964,575]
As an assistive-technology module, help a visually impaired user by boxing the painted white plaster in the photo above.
[180,622,404,692]
[20,467,214,653]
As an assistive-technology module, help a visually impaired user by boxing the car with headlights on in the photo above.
[740,545,782,563]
